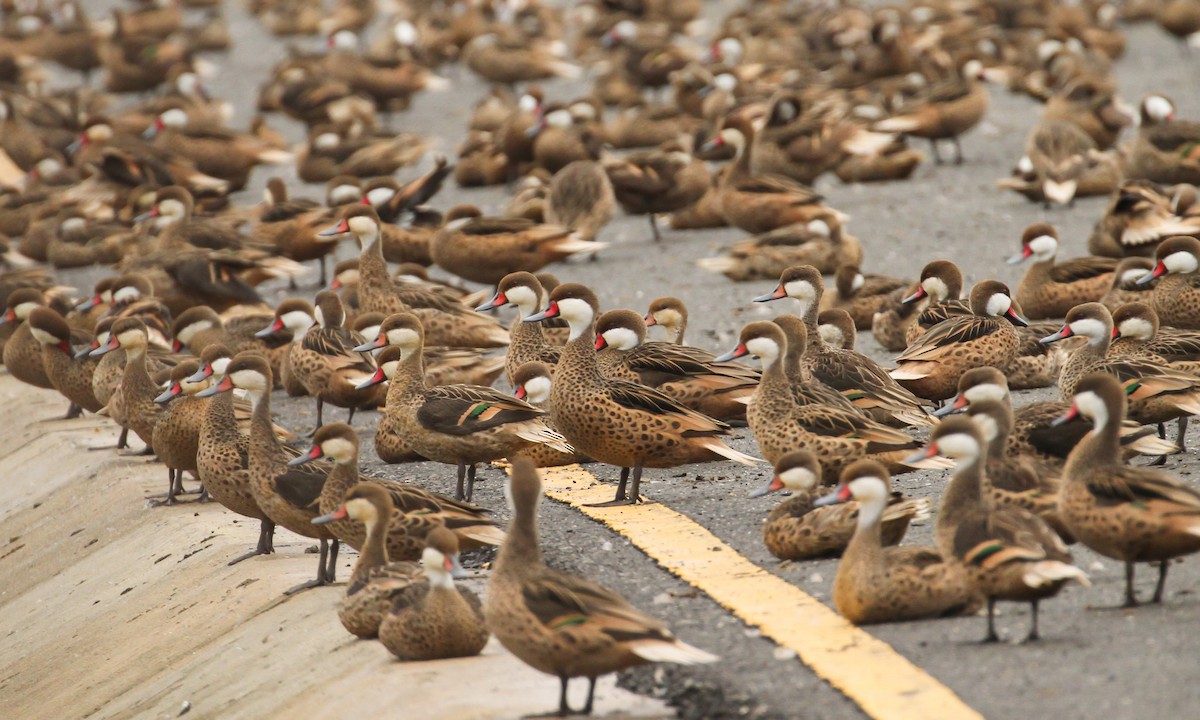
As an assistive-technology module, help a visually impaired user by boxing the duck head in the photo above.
[902,259,962,305]
[1141,236,1200,284]
[715,321,785,367]
[594,309,646,351]
[290,422,358,467]
[1040,302,1111,346]
[524,283,599,341]
[749,450,821,498]
[1007,223,1059,265]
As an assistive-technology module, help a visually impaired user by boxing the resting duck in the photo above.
[486,459,716,717]
[816,460,981,625]
[170,305,277,357]
[294,423,504,563]
[2,288,55,391]
[750,451,927,560]
[510,361,590,468]
[1111,302,1200,362]
[321,205,510,349]
[151,360,209,505]
[755,265,932,426]
[377,526,488,661]
[197,353,339,594]
[1125,95,1200,185]
[899,259,965,346]
[892,280,1027,402]
[1008,223,1117,319]
[603,142,710,241]
[311,482,422,639]
[702,115,842,235]
[697,218,863,281]
[27,307,102,415]
[823,265,909,330]
[770,315,866,416]
[997,120,1120,207]
[143,107,291,191]
[1086,182,1200,259]
[1100,257,1156,310]
[289,291,381,429]
[355,312,569,501]
[908,418,1088,642]
[251,177,343,285]
[525,284,758,505]
[430,205,606,286]
[1058,374,1200,606]
[1140,236,1200,329]
[594,309,759,423]
[545,160,615,243]
[476,272,563,385]
[718,321,921,482]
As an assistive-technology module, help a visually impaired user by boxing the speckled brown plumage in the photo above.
[476,272,561,385]
[1011,224,1116,319]
[2,289,53,389]
[27,307,102,413]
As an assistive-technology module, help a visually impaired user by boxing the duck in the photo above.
[356,312,569,502]
[90,317,166,454]
[717,320,921,482]
[151,360,209,505]
[1125,95,1200,185]
[996,120,1120,207]
[1087,182,1200,259]
[430,205,606,286]
[935,366,1179,465]
[755,265,932,426]
[770,314,868,415]
[476,272,563,386]
[197,353,339,594]
[510,361,590,468]
[696,218,863,281]
[1040,76,1130,151]
[188,344,276,564]
[3,288,56,391]
[815,460,981,625]
[293,423,504,563]
[26,306,102,415]
[1058,373,1200,606]
[462,32,580,86]
[750,451,927,560]
[347,312,509,391]
[309,482,422,639]
[823,264,909,330]
[170,305,278,358]
[251,177,343,285]
[1039,303,1200,444]
[1111,302,1200,362]
[290,290,381,430]
[143,107,291,191]
[545,160,615,243]
[1140,235,1200,329]
[297,124,427,183]
[602,142,710,241]
[898,259,966,346]
[874,61,989,165]
[643,296,688,344]
[1100,257,1156,310]
[702,115,842,235]
[906,418,1088,642]
[377,526,488,661]
[321,205,510,349]
[486,458,716,718]
[525,283,758,505]
[1008,223,1117,319]
[817,308,858,351]
[891,280,1028,402]
[594,309,759,423]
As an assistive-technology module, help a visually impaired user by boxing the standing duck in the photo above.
[874,61,989,165]
[1008,223,1117,319]
[755,265,932,426]
[354,312,569,501]
[321,205,510,349]
[545,160,614,243]
[750,451,927,560]
[91,318,165,454]
[170,305,276,357]
[311,483,422,639]
[2,288,54,391]
[594,309,759,423]
[643,296,688,344]
[1125,95,1200,185]
[1139,236,1200,329]
[486,459,716,717]
[27,307,102,415]
[1101,257,1156,311]
[355,345,423,464]
[602,142,710,241]
[477,271,562,385]
[891,280,1028,402]
[510,361,590,468]
[697,218,864,281]
[815,460,981,625]
[151,360,208,505]
[430,206,606,286]
[717,321,921,482]
[525,284,758,505]
[1058,374,1200,606]
[294,423,503,566]
[197,353,339,594]
[907,418,1088,642]
[1111,302,1200,361]
[377,527,488,661]
[291,291,381,430]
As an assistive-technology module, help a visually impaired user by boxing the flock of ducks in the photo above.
[4,0,1200,716]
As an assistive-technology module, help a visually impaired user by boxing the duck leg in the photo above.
[347,406,356,425]
[581,676,598,715]
[284,538,330,595]
[929,139,942,165]
[1152,560,1170,604]
[1124,561,1139,608]
[227,518,276,565]
[64,403,82,420]
[1025,600,1040,642]
[557,675,573,716]
[586,467,630,507]
[465,464,478,501]
[951,137,964,165]
[326,539,340,583]
[648,214,662,242]
[318,255,328,287]
[1176,417,1188,452]
[456,461,468,501]
[304,398,324,438]
[982,597,1000,642]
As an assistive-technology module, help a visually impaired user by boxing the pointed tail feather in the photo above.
[629,639,718,665]
[844,129,896,156]
[874,115,921,133]
[514,422,574,454]
[549,235,609,256]
[548,60,582,79]
[696,256,738,274]
[1022,561,1090,588]
[255,148,294,165]
[698,440,761,465]
[1127,434,1181,456]
[460,524,506,546]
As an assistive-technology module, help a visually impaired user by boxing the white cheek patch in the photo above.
[601,326,640,351]
[60,217,86,232]
[314,305,326,328]
[964,384,1006,403]
[231,369,266,390]
[380,360,399,378]
[330,185,360,204]
[314,133,340,150]
[386,327,420,347]
[29,327,59,346]
[850,274,865,292]
[807,219,830,236]
[848,476,888,503]
[653,308,682,329]
[935,432,979,459]
[1074,391,1109,427]
[321,437,355,462]
[1120,268,1150,284]
[556,298,593,326]
[985,293,1012,317]
[1027,234,1057,260]
[345,497,374,522]
[1163,251,1198,275]
[1118,317,1154,340]
[745,336,780,364]
[159,199,186,217]
[366,187,396,206]
[281,310,313,332]
[113,286,141,304]
[1144,95,1173,121]
[525,376,552,403]
[504,285,538,311]
[974,415,999,442]
[1069,317,1108,343]
[923,276,949,300]
[211,358,231,375]
[177,320,213,343]
[780,466,816,490]
[818,324,843,348]
[783,280,817,306]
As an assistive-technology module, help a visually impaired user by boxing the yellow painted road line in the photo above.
[536,464,985,720]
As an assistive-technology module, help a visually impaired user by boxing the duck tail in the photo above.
[255,148,295,165]
[1126,433,1180,457]
[548,234,609,256]
[698,440,761,466]
[1022,561,1090,588]
[873,115,921,134]
[459,524,506,546]
[514,422,574,454]
[423,75,452,92]
[844,129,896,156]
[547,59,582,80]
[696,256,738,275]
[629,638,718,665]
[187,172,229,194]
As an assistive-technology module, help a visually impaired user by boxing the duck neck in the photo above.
[496,495,541,576]
[1066,404,1120,478]
[202,387,238,441]
[358,233,391,295]
[938,451,985,546]
[395,347,428,398]
[247,387,284,471]
[842,494,885,569]
[354,504,389,579]
[554,321,602,387]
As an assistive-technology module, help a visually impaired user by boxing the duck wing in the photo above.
[897,317,1005,362]
[1047,256,1118,283]
[521,569,676,644]
[417,384,544,435]
[605,380,728,434]
[954,507,1070,570]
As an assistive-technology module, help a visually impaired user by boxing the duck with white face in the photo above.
[1007,222,1117,320]
[1137,236,1200,330]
